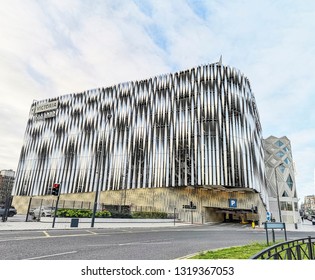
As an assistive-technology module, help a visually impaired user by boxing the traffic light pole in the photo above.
[52,184,61,228]
[52,194,60,228]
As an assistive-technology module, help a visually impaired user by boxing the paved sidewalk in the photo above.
[1,215,315,232]
[0,216,189,231]
[255,220,315,232]
[280,221,315,232]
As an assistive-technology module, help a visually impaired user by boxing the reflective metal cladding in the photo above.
[13,62,268,205]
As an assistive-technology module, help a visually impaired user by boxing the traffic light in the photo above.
[52,183,60,196]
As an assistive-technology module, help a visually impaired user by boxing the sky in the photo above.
[0,0,314,201]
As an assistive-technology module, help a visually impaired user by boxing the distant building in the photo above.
[263,136,299,224]
[13,61,269,224]
[0,169,15,205]
[303,195,315,216]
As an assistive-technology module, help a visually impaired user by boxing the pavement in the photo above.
[0,215,190,231]
[1,215,315,232]
[277,220,315,232]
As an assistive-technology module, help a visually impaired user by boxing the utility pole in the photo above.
[274,165,282,223]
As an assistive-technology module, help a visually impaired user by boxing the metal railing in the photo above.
[251,236,315,260]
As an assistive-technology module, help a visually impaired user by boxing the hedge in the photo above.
[56,208,111,218]
[131,211,168,219]
[56,208,167,219]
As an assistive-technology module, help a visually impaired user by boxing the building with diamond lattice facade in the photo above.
[12,61,269,223]
[263,136,300,224]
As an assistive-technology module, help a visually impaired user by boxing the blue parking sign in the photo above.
[229,199,237,208]
[266,211,271,221]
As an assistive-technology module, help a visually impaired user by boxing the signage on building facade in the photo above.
[35,100,58,113]
[229,199,237,208]
[33,100,58,121]
[183,201,197,210]
[34,110,56,121]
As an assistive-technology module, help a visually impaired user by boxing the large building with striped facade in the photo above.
[12,60,269,223]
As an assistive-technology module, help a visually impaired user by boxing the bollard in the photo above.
[252,221,255,229]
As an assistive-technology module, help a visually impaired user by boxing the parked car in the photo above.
[31,206,55,217]
[0,205,17,217]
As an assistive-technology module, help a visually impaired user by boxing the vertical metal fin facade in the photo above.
[13,62,268,205]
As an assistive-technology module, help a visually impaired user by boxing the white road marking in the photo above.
[24,251,77,260]
[87,239,173,247]
[85,230,97,234]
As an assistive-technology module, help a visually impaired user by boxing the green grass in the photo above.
[190,241,314,260]
[190,242,270,259]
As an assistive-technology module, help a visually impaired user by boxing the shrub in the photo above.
[95,210,111,218]
[132,211,168,219]
[110,212,133,218]
[56,208,109,218]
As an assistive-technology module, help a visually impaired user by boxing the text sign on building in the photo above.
[228,199,237,208]
[35,100,58,113]
[182,205,197,209]
[34,110,56,121]
[183,201,197,210]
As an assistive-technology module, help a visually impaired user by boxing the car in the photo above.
[31,206,55,217]
[0,205,17,217]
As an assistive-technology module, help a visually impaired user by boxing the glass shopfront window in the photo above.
[281,201,293,211]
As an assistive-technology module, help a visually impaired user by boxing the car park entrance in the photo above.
[204,207,259,224]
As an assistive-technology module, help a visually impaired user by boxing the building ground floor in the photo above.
[12,186,267,225]
[268,197,301,224]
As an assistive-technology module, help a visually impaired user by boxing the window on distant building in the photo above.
[276,151,285,158]
[284,157,290,165]
[283,146,289,152]
[286,175,293,190]
[275,140,284,147]
[282,191,289,197]
[279,164,285,173]
[281,201,293,211]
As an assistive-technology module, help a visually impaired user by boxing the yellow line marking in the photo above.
[43,231,50,237]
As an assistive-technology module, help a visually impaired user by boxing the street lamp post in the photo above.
[25,172,37,222]
[122,173,127,212]
[274,164,283,223]
[91,114,111,228]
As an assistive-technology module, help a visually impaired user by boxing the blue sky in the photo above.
[0,0,314,201]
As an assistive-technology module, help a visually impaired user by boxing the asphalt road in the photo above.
[0,224,312,260]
